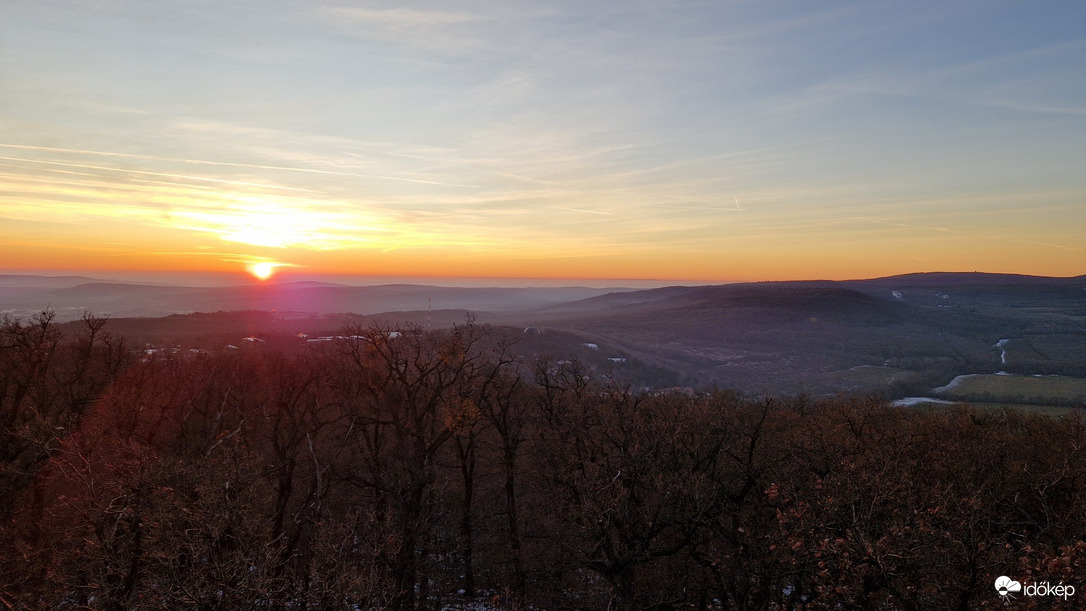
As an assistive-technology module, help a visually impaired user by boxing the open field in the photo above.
[825,365,924,390]
[892,399,1081,417]
[932,374,1086,407]
[958,403,1083,417]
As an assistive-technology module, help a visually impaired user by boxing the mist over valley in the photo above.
[6,271,1084,405]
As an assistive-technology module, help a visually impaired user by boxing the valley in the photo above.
[10,271,1083,409]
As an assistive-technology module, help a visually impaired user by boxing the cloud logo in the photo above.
[995,575,1022,597]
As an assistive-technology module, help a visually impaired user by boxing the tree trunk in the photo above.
[503,448,526,593]
[390,484,424,611]
[456,433,476,598]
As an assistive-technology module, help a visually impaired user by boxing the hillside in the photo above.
[0,280,626,322]
[500,274,1086,395]
[13,272,1086,397]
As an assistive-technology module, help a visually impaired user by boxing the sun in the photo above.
[247,262,277,281]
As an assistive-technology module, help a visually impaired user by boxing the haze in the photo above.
[2,1,1084,282]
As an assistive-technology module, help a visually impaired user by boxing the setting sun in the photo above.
[0,1,1081,285]
[247,262,277,281]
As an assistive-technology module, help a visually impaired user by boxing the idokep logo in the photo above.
[995,576,1021,598]
[995,575,1075,602]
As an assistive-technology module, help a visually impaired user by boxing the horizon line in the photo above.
[0,268,1082,289]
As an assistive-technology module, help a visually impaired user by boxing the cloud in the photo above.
[0,142,479,188]
[325,6,479,29]
[2,1,1082,279]
[318,3,503,54]
[0,155,314,192]
[760,28,1086,120]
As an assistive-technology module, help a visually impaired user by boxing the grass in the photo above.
[961,402,1082,417]
[894,399,1081,417]
[933,374,1086,407]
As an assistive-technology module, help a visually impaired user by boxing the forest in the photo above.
[2,311,1085,609]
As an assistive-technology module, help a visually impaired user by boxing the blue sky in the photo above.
[1,1,1083,281]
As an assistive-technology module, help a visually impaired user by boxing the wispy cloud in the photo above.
[1,0,1082,279]
[0,155,315,192]
[0,143,480,187]
[325,7,479,29]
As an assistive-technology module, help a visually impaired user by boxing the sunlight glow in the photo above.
[174,200,336,249]
[1,2,1083,282]
[247,261,278,280]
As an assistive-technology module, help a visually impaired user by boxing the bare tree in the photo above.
[337,317,497,610]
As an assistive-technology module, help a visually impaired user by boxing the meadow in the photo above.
[933,373,1086,407]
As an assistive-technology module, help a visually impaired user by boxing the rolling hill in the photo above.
[9,272,1086,397]
[499,273,1086,395]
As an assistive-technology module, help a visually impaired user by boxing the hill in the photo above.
[499,274,1086,395]
[1,280,628,321]
[12,272,1086,397]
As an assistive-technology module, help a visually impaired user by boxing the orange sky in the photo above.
[2,3,1083,284]
[3,225,1081,285]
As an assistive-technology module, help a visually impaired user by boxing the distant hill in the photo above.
[11,272,1086,397]
[0,274,107,288]
[533,284,904,325]
[497,274,1086,395]
[0,278,629,322]
[841,271,1086,287]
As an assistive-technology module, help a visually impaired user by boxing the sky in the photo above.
[1,1,1084,284]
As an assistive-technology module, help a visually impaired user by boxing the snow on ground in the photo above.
[931,374,976,394]
[995,338,1010,365]
[891,397,956,407]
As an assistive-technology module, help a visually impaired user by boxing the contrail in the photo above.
[540,205,612,216]
[0,143,478,188]
[734,197,744,211]
[0,156,315,192]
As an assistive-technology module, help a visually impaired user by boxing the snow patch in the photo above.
[931,374,976,394]
[995,338,1010,365]
[891,397,956,407]
[891,290,903,301]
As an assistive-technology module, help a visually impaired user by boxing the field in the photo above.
[932,373,1086,407]
[960,403,1082,417]
[893,398,1081,417]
